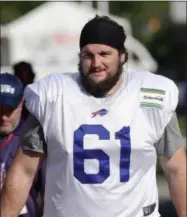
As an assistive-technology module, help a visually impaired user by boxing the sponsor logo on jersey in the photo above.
[92,108,108,117]
[143,95,163,102]
[140,88,165,109]
[142,202,156,216]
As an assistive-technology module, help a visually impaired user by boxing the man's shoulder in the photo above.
[128,69,177,91]
[147,72,176,88]
[29,72,78,87]
[24,72,79,98]
[128,69,179,115]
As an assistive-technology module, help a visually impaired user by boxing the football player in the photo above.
[1,15,186,217]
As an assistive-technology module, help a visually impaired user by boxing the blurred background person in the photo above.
[13,61,36,88]
[12,61,36,120]
[0,73,44,217]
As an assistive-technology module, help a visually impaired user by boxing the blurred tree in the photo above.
[109,1,169,43]
[0,1,44,24]
[0,1,169,44]
[147,24,187,82]
[2,1,184,79]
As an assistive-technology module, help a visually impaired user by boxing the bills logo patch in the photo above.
[92,108,108,118]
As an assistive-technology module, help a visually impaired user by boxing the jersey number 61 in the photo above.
[73,124,131,184]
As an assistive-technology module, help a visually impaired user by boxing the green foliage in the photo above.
[0,2,168,32]
[0,1,169,49]
[109,2,169,43]
[0,1,44,24]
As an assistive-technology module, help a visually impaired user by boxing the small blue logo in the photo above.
[92,108,108,118]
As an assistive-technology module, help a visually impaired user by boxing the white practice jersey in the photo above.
[24,70,178,217]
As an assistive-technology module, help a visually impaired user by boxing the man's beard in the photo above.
[78,62,123,98]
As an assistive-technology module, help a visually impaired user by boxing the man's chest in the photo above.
[48,91,162,159]
[47,97,160,187]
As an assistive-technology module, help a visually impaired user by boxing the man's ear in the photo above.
[120,52,127,64]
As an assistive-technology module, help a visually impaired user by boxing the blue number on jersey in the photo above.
[73,124,131,184]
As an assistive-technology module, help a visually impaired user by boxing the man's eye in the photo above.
[100,52,110,56]
[81,53,92,59]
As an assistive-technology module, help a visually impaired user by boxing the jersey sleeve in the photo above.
[165,79,179,115]
[24,77,48,122]
[19,114,47,155]
[154,113,184,157]
[24,73,62,137]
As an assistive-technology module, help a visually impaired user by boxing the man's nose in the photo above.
[91,55,101,68]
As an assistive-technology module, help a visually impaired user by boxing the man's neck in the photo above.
[106,73,124,97]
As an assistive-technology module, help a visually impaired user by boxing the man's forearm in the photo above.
[0,163,34,217]
[167,170,186,217]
